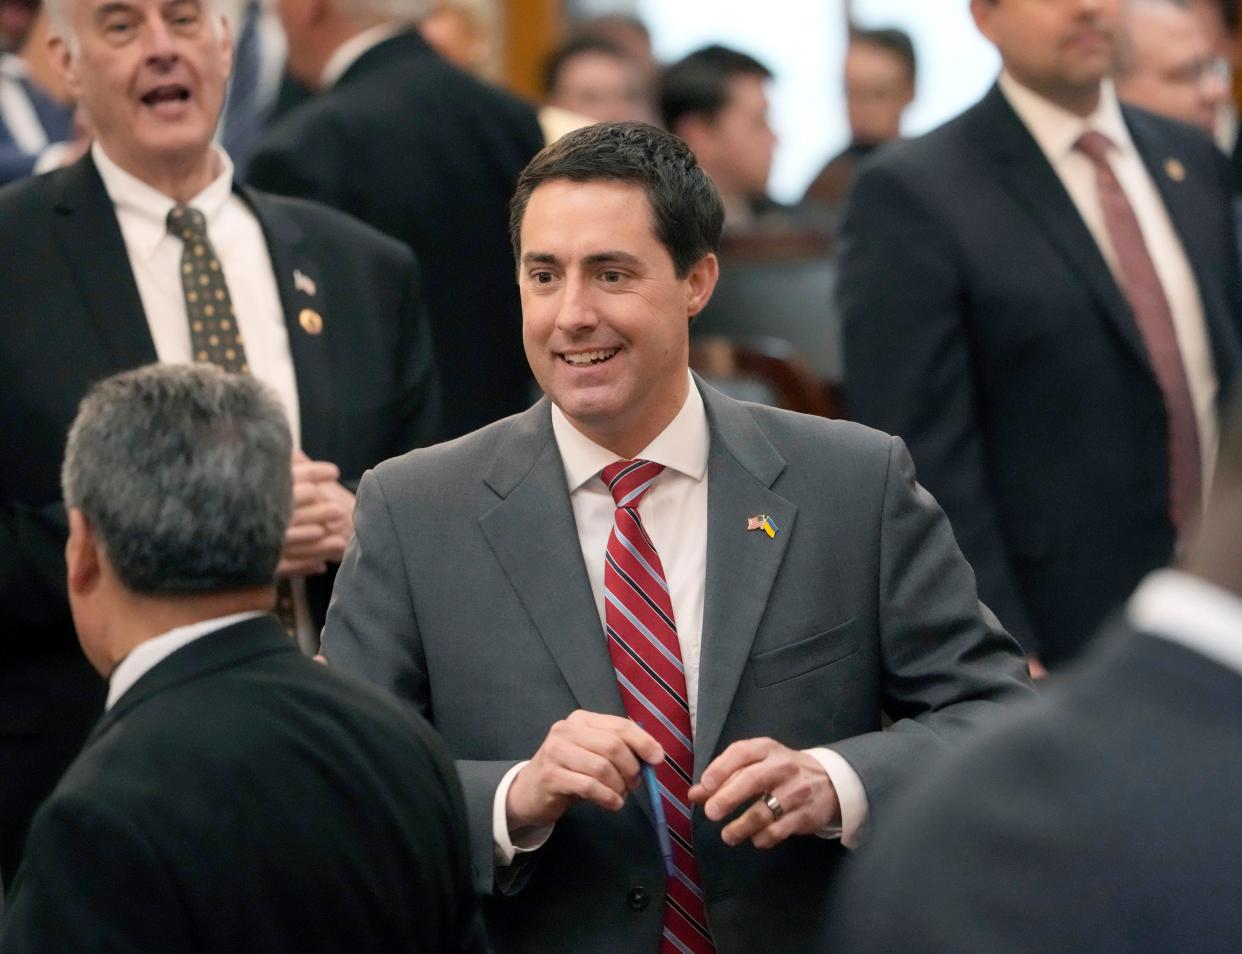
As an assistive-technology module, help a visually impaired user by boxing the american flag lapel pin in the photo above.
[293,269,317,296]
[746,514,778,539]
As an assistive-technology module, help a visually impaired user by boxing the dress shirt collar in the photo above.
[92,140,236,260]
[550,371,710,493]
[1128,569,1242,677]
[106,610,267,709]
[320,22,407,89]
[0,52,29,80]
[998,72,1135,164]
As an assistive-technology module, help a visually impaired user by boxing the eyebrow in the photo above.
[94,1,135,18]
[519,250,642,267]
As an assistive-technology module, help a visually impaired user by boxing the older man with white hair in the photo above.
[0,0,439,885]
[246,0,544,440]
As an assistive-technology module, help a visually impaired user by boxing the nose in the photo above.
[142,11,179,64]
[554,275,599,335]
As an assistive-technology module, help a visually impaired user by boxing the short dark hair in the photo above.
[62,364,293,595]
[509,121,724,279]
[543,36,628,96]
[851,27,917,84]
[659,44,773,131]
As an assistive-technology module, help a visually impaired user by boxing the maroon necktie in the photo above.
[1075,130,1202,536]
[601,460,715,954]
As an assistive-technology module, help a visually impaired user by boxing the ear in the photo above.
[685,252,720,319]
[65,507,102,598]
[47,31,81,101]
[218,12,234,79]
[672,114,714,157]
[970,0,997,43]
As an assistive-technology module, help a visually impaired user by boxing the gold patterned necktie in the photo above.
[167,204,249,373]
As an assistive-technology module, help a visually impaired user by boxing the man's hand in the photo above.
[688,738,840,850]
[276,451,356,577]
[506,711,663,831]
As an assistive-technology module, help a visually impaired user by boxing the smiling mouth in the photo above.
[140,85,190,106]
[561,348,620,366]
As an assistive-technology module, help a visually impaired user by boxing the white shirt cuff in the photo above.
[805,747,869,850]
[492,760,554,866]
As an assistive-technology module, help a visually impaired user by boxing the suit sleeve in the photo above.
[838,161,1041,653]
[828,436,1034,830]
[321,471,519,896]
[0,795,192,953]
[0,500,73,639]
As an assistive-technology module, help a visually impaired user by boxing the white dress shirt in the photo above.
[92,141,301,442]
[106,611,266,709]
[1129,570,1242,676]
[999,73,1220,497]
[492,375,869,863]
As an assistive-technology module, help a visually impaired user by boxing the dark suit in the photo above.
[248,29,545,440]
[322,378,1034,953]
[829,614,1242,952]
[0,154,439,882]
[0,615,483,953]
[839,84,1242,664]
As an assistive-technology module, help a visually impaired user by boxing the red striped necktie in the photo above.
[601,459,715,954]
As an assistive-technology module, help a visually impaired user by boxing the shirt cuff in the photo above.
[804,747,869,850]
[492,760,554,866]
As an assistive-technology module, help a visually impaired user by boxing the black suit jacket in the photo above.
[247,30,545,440]
[0,616,483,953]
[829,616,1242,952]
[839,84,1242,664]
[0,154,439,881]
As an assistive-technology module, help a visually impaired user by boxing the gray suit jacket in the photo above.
[322,378,1033,953]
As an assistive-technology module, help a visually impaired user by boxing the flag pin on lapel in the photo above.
[746,514,778,539]
[293,269,317,296]
[1164,158,1186,183]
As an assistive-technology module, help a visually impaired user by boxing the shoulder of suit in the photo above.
[246,187,414,263]
[0,159,64,215]
[1123,102,1224,165]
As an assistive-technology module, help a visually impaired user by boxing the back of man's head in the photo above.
[659,44,772,132]
[62,363,292,596]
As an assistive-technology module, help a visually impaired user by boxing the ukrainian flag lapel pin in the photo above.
[746,514,779,539]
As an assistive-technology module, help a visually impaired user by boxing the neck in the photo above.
[1012,70,1103,118]
[102,586,274,675]
[309,17,399,89]
[1182,490,1242,601]
[567,377,689,460]
[100,142,223,204]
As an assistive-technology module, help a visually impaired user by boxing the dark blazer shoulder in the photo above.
[242,186,414,264]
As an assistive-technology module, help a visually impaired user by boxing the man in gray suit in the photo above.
[321,121,1034,953]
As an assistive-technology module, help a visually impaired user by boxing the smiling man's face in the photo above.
[518,178,718,458]
[53,0,231,185]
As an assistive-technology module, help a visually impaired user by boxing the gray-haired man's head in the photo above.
[62,363,293,595]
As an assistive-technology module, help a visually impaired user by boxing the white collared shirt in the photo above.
[106,611,266,709]
[319,22,407,90]
[492,374,869,863]
[1128,570,1242,676]
[999,73,1219,497]
[92,141,301,444]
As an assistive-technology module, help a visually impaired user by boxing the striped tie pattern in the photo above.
[601,460,715,954]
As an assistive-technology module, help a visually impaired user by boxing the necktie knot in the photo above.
[167,204,207,242]
[1075,129,1114,164]
[601,459,664,510]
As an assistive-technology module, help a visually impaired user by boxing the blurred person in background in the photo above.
[575,13,659,124]
[661,44,796,235]
[840,0,1242,674]
[249,0,544,439]
[543,36,646,125]
[419,0,501,82]
[1115,0,1229,135]
[803,27,916,228]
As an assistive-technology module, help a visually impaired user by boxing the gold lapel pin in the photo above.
[1165,158,1186,183]
[746,514,778,539]
[299,308,324,336]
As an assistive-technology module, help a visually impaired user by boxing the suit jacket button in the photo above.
[626,886,650,911]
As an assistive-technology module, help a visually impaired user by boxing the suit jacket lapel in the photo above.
[693,381,796,777]
[52,155,157,369]
[87,616,296,746]
[239,185,334,457]
[479,400,626,719]
[972,84,1152,372]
